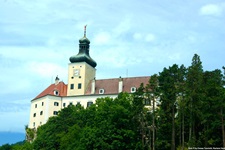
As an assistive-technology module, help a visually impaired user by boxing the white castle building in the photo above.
[28,28,150,129]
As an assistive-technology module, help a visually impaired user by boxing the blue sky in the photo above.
[0,0,224,144]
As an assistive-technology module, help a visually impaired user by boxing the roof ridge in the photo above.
[96,76,150,81]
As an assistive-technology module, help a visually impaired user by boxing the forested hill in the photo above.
[1,54,225,150]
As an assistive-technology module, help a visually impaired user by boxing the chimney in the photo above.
[91,78,96,94]
[118,76,123,93]
[55,76,60,85]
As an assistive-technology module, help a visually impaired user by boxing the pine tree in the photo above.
[186,54,204,146]
[157,64,186,150]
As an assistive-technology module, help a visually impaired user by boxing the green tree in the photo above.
[78,94,140,149]
[60,124,82,150]
[0,144,12,150]
[132,83,148,149]
[12,141,33,150]
[222,66,225,147]
[33,104,84,150]
[199,69,224,146]
[32,92,145,150]
[186,54,204,146]
[145,74,159,150]
[157,64,186,150]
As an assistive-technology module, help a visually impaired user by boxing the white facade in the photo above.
[29,94,117,128]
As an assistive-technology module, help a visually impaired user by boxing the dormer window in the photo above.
[99,89,104,94]
[131,87,136,93]
[54,90,59,96]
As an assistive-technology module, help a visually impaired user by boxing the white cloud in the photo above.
[0,78,32,95]
[199,4,223,16]
[145,33,155,42]
[28,61,67,79]
[168,53,181,60]
[93,32,111,45]
[0,46,69,63]
[113,17,132,36]
[133,33,155,42]
[0,46,69,96]
[133,33,142,40]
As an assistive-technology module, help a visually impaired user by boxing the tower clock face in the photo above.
[74,69,80,76]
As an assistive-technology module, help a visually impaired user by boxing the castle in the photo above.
[28,27,150,129]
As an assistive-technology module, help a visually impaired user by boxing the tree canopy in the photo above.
[1,54,225,150]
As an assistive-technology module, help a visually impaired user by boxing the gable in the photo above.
[33,82,67,100]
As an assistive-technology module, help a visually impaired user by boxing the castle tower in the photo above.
[67,25,97,96]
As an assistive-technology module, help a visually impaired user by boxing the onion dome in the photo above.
[79,36,90,44]
[69,25,97,68]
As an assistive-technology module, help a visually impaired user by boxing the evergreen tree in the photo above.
[186,54,204,146]
[146,74,159,150]
[204,69,224,146]
[157,64,186,150]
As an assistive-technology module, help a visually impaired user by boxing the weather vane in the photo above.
[84,25,87,37]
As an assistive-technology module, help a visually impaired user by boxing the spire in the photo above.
[69,26,97,68]
[84,25,87,37]
[55,75,60,85]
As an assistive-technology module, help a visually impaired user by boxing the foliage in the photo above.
[0,141,33,150]
[31,92,144,150]
[2,53,225,150]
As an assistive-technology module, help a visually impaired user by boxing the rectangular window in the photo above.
[70,84,74,89]
[40,111,43,115]
[63,103,66,107]
[78,83,82,89]
[53,111,58,115]
[33,122,35,127]
[42,102,44,106]
[87,101,93,107]
[35,104,37,108]
[33,113,36,117]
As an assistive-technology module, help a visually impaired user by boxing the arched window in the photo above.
[54,102,59,106]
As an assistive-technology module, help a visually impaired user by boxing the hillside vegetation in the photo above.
[1,54,225,150]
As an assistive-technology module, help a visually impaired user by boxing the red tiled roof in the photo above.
[123,77,150,92]
[33,76,150,99]
[33,82,67,100]
[85,76,150,95]
[95,78,119,94]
